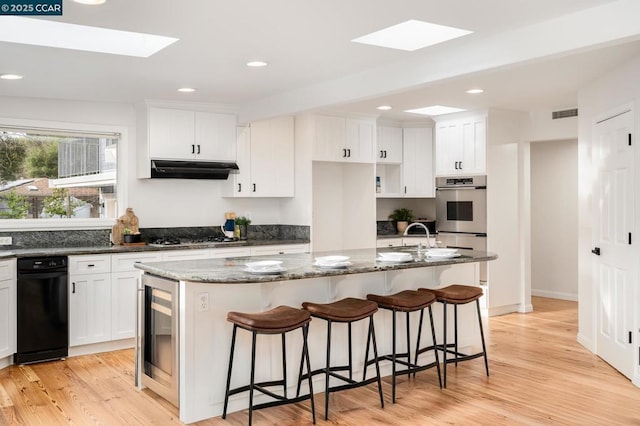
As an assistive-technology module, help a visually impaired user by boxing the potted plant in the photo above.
[122,228,142,244]
[235,216,252,240]
[388,208,414,235]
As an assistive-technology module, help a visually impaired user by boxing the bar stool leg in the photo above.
[324,320,332,421]
[281,333,287,399]
[428,305,442,388]
[405,310,411,379]
[369,316,385,408]
[442,301,448,388]
[476,299,490,377]
[302,323,316,424]
[413,308,424,378]
[248,331,257,425]
[391,309,397,403]
[348,322,353,380]
[222,324,238,419]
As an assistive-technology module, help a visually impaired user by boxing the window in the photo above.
[0,127,119,222]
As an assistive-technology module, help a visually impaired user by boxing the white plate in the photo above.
[245,260,283,271]
[377,252,413,262]
[315,255,350,265]
[377,256,413,263]
[425,248,458,256]
[244,267,286,275]
[426,253,461,259]
[313,261,351,269]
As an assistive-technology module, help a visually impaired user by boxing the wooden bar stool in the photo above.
[366,290,442,403]
[222,305,315,425]
[419,285,489,388]
[297,297,384,420]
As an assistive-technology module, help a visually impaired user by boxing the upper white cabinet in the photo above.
[0,259,16,359]
[376,127,403,164]
[312,115,376,163]
[435,115,486,176]
[148,108,236,162]
[225,116,295,197]
[402,127,435,197]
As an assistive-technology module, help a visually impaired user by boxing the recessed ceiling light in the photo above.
[178,87,196,93]
[405,105,467,116]
[377,105,392,111]
[0,74,23,80]
[73,0,106,4]
[246,61,269,68]
[352,19,472,52]
[0,17,178,58]
[466,89,484,94]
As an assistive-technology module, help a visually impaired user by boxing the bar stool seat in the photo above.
[223,305,315,425]
[366,290,442,402]
[419,285,489,388]
[297,297,384,420]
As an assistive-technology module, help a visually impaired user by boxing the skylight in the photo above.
[405,105,467,116]
[351,19,472,52]
[0,17,178,58]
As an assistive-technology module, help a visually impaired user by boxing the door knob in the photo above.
[591,247,601,255]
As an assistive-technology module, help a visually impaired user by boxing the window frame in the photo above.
[0,116,127,231]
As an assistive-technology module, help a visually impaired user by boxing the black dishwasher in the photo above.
[16,256,69,364]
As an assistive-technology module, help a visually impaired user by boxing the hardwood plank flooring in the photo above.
[1,297,639,425]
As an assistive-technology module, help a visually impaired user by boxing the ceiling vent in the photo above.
[552,108,578,119]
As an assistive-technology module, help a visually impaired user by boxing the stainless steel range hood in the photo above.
[150,160,239,180]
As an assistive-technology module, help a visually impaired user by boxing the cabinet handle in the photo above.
[192,144,195,154]
[88,264,95,268]
[72,282,76,294]
[459,161,462,169]
[252,183,256,192]
[343,148,347,158]
[380,150,384,158]
[197,144,201,154]
[347,148,351,157]
[404,186,407,194]
[238,183,242,193]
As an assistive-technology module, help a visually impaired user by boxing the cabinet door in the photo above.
[226,126,252,196]
[402,128,434,197]
[69,273,111,346]
[149,107,196,160]
[250,116,295,196]
[461,117,486,174]
[0,260,16,358]
[195,112,237,162]
[435,121,462,176]
[313,115,346,161]
[111,272,139,341]
[345,119,375,163]
[377,127,403,164]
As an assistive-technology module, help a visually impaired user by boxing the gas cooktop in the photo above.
[148,236,243,247]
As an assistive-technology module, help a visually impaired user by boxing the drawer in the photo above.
[69,255,111,274]
[376,238,402,248]
[111,252,163,272]
[209,247,251,259]
[250,244,309,256]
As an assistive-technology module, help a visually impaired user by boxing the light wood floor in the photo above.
[2,297,640,425]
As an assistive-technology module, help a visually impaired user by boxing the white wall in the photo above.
[530,139,578,301]
[577,54,640,388]
[0,97,287,228]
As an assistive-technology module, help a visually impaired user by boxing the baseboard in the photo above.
[0,354,13,370]
[531,289,578,302]
[487,303,520,317]
[577,332,594,353]
[68,338,135,357]
[518,303,533,313]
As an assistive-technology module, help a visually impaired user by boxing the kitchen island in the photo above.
[135,247,496,424]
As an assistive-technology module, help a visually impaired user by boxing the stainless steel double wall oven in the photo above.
[435,175,487,283]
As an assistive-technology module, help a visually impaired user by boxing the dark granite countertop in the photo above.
[0,239,310,259]
[135,247,497,283]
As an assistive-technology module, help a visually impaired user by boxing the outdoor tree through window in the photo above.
[0,129,118,220]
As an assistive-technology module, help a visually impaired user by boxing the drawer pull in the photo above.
[87,264,95,268]
[72,282,76,294]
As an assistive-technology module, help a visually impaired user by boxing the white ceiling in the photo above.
[1,0,639,122]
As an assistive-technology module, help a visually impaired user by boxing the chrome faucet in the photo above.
[403,222,433,248]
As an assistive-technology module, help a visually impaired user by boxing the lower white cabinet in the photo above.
[250,244,309,256]
[210,247,251,259]
[0,259,16,359]
[376,238,403,248]
[162,249,210,261]
[69,271,111,347]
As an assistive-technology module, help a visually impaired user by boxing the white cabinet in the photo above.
[0,259,16,359]
[111,252,162,341]
[147,107,236,162]
[69,254,113,347]
[435,115,486,176]
[377,127,403,163]
[402,127,435,197]
[225,116,295,197]
[210,246,251,259]
[250,244,309,256]
[312,115,375,163]
[162,249,210,261]
[376,238,403,248]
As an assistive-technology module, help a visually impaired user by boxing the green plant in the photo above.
[388,208,414,222]
[0,190,30,219]
[235,216,251,226]
[123,228,132,235]
[42,188,82,218]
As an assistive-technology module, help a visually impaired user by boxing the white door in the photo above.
[593,108,635,379]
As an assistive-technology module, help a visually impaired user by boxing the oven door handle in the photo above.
[436,186,486,191]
